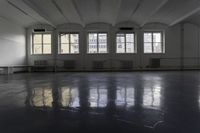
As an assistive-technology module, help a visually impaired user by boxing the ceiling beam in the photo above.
[140,0,169,27]
[169,7,200,26]
[51,0,70,23]
[22,0,56,27]
[113,0,122,25]
[129,0,143,19]
[71,0,85,26]
[96,0,101,17]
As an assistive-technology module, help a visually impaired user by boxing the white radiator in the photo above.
[120,60,133,69]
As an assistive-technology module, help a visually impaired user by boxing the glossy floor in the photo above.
[0,71,200,133]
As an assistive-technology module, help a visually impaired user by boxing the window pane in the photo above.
[89,33,97,44]
[126,42,134,53]
[99,33,107,53]
[153,33,161,42]
[144,43,152,53]
[117,43,125,53]
[88,33,97,53]
[61,44,69,54]
[98,33,107,43]
[43,44,51,54]
[70,34,79,43]
[61,34,69,44]
[71,43,79,54]
[117,34,125,53]
[34,45,42,54]
[144,33,152,42]
[153,43,162,53]
[126,34,134,42]
[89,44,97,53]
[99,43,107,53]
[117,34,125,43]
[43,34,51,43]
[70,34,79,53]
[33,34,42,43]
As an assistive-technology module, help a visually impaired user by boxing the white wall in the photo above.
[0,18,26,66]
[27,22,184,70]
[183,23,200,67]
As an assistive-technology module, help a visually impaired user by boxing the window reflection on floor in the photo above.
[89,86,107,107]
[61,86,79,108]
[116,86,135,107]
[143,84,161,108]
[32,87,53,107]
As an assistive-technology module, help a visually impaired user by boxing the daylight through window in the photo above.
[60,33,79,54]
[116,33,136,53]
[32,33,52,54]
[144,32,164,53]
[88,33,107,53]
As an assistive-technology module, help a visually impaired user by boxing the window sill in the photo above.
[86,53,109,55]
[58,54,80,55]
[143,53,165,54]
[116,53,137,54]
[31,54,52,56]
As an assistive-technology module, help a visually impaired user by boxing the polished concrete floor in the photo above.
[0,71,200,133]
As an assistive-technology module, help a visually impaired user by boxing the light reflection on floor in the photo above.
[61,87,79,108]
[1,72,200,133]
[31,87,53,107]
[142,78,162,109]
[116,86,134,107]
[29,86,162,109]
[143,85,161,109]
[89,87,107,107]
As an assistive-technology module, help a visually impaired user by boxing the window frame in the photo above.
[59,32,80,55]
[87,32,108,54]
[32,33,52,55]
[143,31,165,54]
[116,32,137,54]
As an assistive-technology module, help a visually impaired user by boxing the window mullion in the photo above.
[125,34,126,53]
[69,34,71,54]
[152,32,154,53]
[42,34,44,54]
[32,34,34,54]
[59,34,61,54]
[97,33,99,53]
[133,33,135,53]
[161,32,163,53]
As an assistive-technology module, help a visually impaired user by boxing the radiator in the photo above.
[120,60,133,69]
[34,60,47,66]
[64,60,76,69]
[150,58,160,68]
[93,61,104,69]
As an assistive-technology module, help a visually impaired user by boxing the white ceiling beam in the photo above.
[96,0,101,17]
[51,0,70,23]
[113,0,122,25]
[22,0,56,27]
[140,0,169,27]
[129,0,143,19]
[170,7,200,26]
[71,0,85,25]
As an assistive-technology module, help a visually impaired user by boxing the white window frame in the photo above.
[143,31,165,54]
[59,33,80,54]
[116,32,137,54]
[87,32,108,54]
[32,33,52,55]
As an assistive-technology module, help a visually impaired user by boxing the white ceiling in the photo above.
[1,0,200,27]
